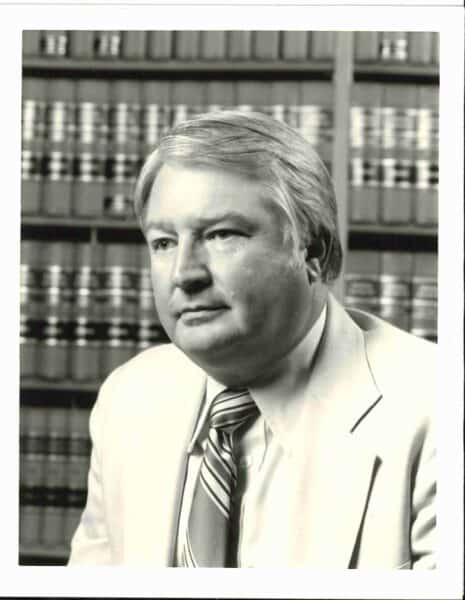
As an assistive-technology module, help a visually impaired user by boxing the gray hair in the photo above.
[133,110,342,282]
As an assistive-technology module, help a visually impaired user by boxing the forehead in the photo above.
[146,163,281,224]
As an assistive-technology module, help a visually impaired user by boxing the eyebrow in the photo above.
[144,212,256,234]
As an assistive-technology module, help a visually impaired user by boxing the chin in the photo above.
[173,324,243,361]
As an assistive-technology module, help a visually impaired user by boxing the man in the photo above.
[69,111,436,568]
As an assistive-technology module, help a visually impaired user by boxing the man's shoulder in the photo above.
[348,307,437,411]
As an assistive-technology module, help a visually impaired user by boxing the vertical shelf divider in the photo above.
[331,31,354,301]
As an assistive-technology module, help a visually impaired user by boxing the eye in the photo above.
[150,237,177,252]
[206,229,242,242]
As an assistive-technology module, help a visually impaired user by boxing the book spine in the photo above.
[106,81,141,219]
[69,242,101,382]
[310,31,335,60]
[20,240,44,378]
[98,243,138,378]
[349,83,382,224]
[410,253,437,340]
[141,81,172,154]
[281,31,308,61]
[74,80,110,217]
[20,406,48,548]
[354,31,380,62]
[414,85,438,227]
[431,32,439,64]
[270,81,300,129]
[94,30,122,59]
[378,251,412,331]
[38,241,74,380]
[344,250,380,316]
[22,78,47,215]
[408,32,433,65]
[379,84,416,225]
[121,30,147,60]
[227,31,252,60]
[41,408,69,549]
[174,31,200,60]
[200,31,226,60]
[42,79,75,216]
[236,80,272,116]
[300,81,334,168]
[147,31,173,60]
[171,80,206,126]
[252,31,280,60]
[23,30,42,57]
[64,407,91,545]
[205,81,235,112]
[68,31,95,60]
[379,31,408,62]
[40,30,68,58]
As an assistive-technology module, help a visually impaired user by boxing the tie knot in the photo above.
[209,389,258,433]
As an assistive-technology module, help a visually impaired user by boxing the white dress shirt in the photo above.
[175,304,327,567]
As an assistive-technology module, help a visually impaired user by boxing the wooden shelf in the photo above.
[349,224,437,237]
[23,58,334,80]
[354,63,439,83]
[19,544,69,562]
[22,215,139,230]
[21,378,99,393]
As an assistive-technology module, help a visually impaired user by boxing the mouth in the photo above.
[177,305,228,324]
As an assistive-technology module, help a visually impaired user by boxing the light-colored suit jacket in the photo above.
[69,294,436,568]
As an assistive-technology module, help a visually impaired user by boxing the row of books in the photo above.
[344,250,437,340]
[20,405,90,552]
[21,240,169,381]
[21,77,334,218]
[22,30,439,65]
[350,82,438,226]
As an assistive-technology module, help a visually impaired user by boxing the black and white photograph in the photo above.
[1,2,463,599]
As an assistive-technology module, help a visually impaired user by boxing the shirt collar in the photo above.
[187,304,327,454]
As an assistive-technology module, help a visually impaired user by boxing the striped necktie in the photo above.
[182,389,259,567]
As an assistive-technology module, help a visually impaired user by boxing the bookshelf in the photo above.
[20,29,439,565]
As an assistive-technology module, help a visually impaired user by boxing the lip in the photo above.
[178,306,227,324]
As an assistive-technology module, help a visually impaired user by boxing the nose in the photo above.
[172,238,211,293]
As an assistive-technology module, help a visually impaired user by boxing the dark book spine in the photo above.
[349,83,382,224]
[379,84,416,225]
[414,85,438,227]
[94,30,122,59]
[408,32,433,64]
[141,81,172,155]
[37,241,74,380]
[344,250,380,316]
[252,31,279,60]
[379,31,408,62]
[205,81,235,112]
[22,78,47,215]
[200,31,226,60]
[68,31,95,59]
[227,31,252,60]
[64,407,91,545]
[174,31,200,60]
[171,81,206,126]
[20,240,44,378]
[378,251,412,331]
[41,408,69,549]
[73,80,110,217]
[270,81,300,129]
[20,406,48,548]
[106,81,141,219]
[300,81,334,168]
[354,31,380,62]
[69,242,101,382]
[236,80,272,116]
[42,79,75,217]
[121,30,147,60]
[310,31,335,60]
[281,31,308,61]
[40,30,68,58]
[410,253,437,341]
[147,31,173,60]
[23,30,42,57]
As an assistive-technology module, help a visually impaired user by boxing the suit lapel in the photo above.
[121,347,207,565]
[288,295,382,567]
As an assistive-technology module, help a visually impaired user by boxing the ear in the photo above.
[305,239,326,283]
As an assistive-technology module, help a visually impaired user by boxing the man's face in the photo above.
[144,163,316,380]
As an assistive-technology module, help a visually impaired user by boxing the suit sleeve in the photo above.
[410,411,436,569]
[68,379,113,565]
